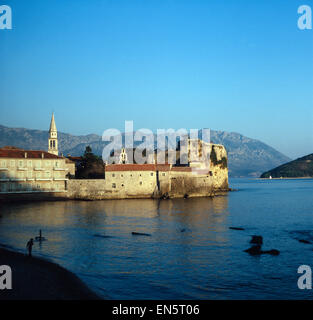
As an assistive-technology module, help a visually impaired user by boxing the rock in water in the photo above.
[263,249,280,256]
[93,234,113,239]
[244,246,280,256]
[244,245,262,255]
[250,235,263,245]
[298,239,311,244]
[131,232,151,237]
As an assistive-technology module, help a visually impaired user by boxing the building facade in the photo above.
[66,143,229,200]
[0,114,75,196]
[0,113,229,200]
[0,147,69,193]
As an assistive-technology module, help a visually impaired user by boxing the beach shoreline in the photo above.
[0,247,101,300]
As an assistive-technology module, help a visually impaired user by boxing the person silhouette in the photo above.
[26,238,34,257]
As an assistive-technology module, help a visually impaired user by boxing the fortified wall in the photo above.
[66,143,228,200]
[0,142,228,202]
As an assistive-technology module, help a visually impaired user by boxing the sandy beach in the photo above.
[0,248,101,300]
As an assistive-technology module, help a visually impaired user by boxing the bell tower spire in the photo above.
[48,113,58,155]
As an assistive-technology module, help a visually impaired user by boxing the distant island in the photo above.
[260,153,313,178]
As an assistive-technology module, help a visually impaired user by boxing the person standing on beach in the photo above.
[26,238,34,257]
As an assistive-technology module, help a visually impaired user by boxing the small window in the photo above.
[209,171,213,176]
[27,160,32,167]
[162,173,165,176]
[112,173,115,177]
[121,174,123,177]
[18,160,23,167]
[150,173,153,176]
[55,161,59,167]
[36,160,41,168]
[139,181,142,185]
[45,171,51,178]
[121,184,124,187]
[10,160,15,167]
[1,160,6,167]
[112,183,116,188]
[0,182,6,191]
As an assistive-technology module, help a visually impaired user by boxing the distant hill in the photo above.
[0,124,291,177]
[209,130,291,177]
[260,153,313,178]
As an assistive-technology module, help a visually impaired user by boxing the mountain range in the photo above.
[0,124,291,177]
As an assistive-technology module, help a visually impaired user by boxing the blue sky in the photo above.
[1,0,312,159]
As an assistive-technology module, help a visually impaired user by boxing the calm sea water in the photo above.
[0,178,313,299]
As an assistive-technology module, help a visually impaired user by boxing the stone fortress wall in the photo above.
[0,113,229,201]
[66,143,229,200]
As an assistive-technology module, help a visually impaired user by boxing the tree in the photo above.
[76,146,105,179]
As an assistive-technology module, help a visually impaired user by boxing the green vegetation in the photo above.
[219,156,227,169]
[76,146,105,179]
[210,146,227,169]
[260,153,313,178]
[210,146,218,165]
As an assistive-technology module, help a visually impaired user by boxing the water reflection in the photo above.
[0,197,230,259]
[0,196,230,298]
[1,180,312,299]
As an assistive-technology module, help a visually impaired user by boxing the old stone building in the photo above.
[0,146,69,193]
[0,114,75,195]
[0,113,228,201]
[109,147,155,165]
[67,142,229,200]
[48,113,58,156]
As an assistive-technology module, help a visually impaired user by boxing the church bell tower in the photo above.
[48,113,58,155]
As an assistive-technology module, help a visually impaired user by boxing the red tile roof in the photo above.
[0,147,64,159]
[171,167,193,172]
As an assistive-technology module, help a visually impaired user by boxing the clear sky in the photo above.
[1,0,312,159]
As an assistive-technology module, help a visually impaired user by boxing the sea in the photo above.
[0,178,313,299]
